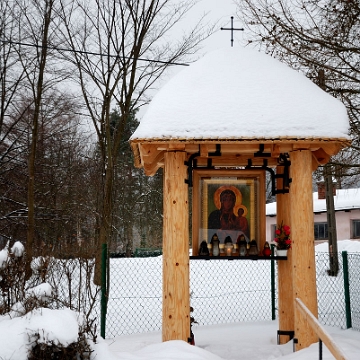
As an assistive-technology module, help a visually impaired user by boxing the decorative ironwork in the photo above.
[184,144,292,195]
[245,150,292,195]
[185,145,222,186]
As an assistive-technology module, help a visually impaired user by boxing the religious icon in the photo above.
[206,180,254,246]
[208,186,250,239]
[191,169,265,256]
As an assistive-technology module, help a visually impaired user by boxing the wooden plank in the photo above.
[140,144,163,166]
[162,151,190,342]
[168,144,186,150]
[271,144,281,157]
[312,154,320,171]
[194,156,278,167]
[130,143,142,168]
[321,143,344,156]
[312,148,331,165]
[290,150,318,350]
[200,144,210,157]
[132,140,348,173]
[143,152,164,176]
[295,298,348,360]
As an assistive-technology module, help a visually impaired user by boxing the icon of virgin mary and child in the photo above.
[208,186,250,244]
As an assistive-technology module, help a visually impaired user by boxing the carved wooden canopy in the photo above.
[130,138,350,177]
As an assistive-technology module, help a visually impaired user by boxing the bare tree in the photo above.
[0,0,28,181]
[236,0,360,186]
[13,0,58,277]
[59,0,212,283]
[0,89,95,255]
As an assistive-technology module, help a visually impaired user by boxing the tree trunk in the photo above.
[26,0,53,279]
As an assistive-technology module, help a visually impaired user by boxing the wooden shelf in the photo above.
[190,255,287,260]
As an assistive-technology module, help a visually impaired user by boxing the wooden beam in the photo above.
[132,139,349,175]
[168,144,186,150]
[295,298,347,360]
[194,156,278,167]
[312,154,320,171]
[312,148,331,165]
[271,144,281,158]
[290,150,318,351]
[143,163,162,177]
[321,143,343,156]
[162,151,190,342]
[200,144,210,157]
[140,144,163,165]
[143,152,164,176]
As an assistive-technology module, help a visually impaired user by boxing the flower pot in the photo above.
[276,249,288,257]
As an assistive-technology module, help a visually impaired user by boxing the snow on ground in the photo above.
[315,239,360,253]
[99,320,360,360]
[1,240,359,360]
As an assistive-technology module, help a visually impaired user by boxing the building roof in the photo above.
[131,47,350,142]
[266,188,360,216]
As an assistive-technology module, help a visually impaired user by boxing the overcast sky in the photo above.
[182,0,242,54]
[137,1,242,118]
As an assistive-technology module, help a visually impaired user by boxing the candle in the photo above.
[225,243,233,256]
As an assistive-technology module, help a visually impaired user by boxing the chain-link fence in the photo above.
[104,252,360,338]
[316,251,360,331]
[347,253,360,330]
[190,259,274,326]
[316,252,347,328]
[105,257,162,335]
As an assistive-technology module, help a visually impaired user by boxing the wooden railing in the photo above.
[295,298,348,360]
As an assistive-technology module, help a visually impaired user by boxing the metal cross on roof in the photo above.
[221,16,244,47]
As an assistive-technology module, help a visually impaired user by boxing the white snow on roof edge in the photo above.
[131,47,350,141]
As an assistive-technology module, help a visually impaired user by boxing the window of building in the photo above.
[351,220,360,239]
[314,222,328,240]
[271,224,276,241]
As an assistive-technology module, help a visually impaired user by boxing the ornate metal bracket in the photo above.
[278,153,292,191]
[184,144,222,187]
[184,144,292,194]
[245,153,292,195]
[254,144,271,158]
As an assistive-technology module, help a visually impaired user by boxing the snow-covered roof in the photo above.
[266,188,360,216]
[131,47,350,142]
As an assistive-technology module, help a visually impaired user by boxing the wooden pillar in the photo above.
[290,150,318,350]
[162,151,190,342]
[276,165,294,343]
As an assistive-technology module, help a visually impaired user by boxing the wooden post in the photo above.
[290,150,318,350]
[276,165,294,343]
[162,151,190,342]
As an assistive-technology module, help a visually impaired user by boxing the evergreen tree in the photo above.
[109,108,162,256]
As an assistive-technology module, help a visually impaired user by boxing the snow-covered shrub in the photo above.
[0,241,26,313]
[0,242,100,343]
[26,308,92,360]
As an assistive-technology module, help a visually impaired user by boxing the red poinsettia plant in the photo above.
[274,222,292,250]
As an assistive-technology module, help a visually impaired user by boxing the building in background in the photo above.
[266,185,360,244]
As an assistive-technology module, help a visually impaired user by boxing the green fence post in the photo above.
[271,244,276,320]
[100,243,108,338]
[342,251,352,329]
